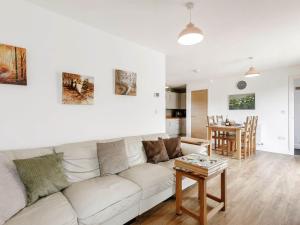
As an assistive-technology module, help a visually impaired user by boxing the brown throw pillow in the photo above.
[142,140,169,164]
[159,137,183,159]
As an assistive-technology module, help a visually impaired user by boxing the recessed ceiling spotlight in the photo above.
[193,69,201,73]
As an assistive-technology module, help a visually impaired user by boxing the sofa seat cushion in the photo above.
[63,175,141,225]
[119,163,174,200]
[158,159,176,170]
[4,192,77,225]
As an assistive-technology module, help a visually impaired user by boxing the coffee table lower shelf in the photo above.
[175,169,227,225]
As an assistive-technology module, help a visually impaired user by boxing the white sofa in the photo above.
[1,134,207,225]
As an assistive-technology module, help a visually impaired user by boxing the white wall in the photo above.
[0,0,166,150]
[186,66,300,155]
[294,79,300,149]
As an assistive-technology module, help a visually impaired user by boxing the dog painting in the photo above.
[62,72,94,105]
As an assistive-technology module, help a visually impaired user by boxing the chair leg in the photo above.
[227,142,230,156]
[254,137,256,154]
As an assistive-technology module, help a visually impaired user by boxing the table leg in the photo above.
[176,171,182,215]
[221,169,227,211]
[207,127,212,156]
[236,129,242,160]
[198,178,207,225]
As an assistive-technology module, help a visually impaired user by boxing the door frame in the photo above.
[288,75,300,155]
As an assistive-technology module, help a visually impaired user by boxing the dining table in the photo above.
[207,124,244,160]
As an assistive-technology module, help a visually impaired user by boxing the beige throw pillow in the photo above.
[0,153,26,225]
[97,140,129,176]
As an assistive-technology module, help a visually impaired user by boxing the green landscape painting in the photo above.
[229,93,255,110]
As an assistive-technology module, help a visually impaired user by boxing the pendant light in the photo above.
[245,57,261,77]
[178,2,204,45]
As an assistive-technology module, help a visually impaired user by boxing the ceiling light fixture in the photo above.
[245,57,261,78]
[192,68,201,73]
[178,2,204,46]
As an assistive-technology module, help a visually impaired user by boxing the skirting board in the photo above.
[294,144,300,149]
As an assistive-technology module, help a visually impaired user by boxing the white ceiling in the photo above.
[27,0,300,86]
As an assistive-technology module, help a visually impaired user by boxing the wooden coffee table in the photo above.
[174,154,228,225]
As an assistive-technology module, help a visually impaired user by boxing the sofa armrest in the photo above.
[181,143,208,156]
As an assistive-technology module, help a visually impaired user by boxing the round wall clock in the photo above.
[237,80,247,90]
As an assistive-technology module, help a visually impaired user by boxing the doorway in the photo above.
[191,89,208,138]
[294,79,300,155]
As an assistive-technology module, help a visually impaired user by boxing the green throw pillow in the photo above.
[13,153,69,206]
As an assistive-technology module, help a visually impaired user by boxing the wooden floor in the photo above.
[131,151,300,225]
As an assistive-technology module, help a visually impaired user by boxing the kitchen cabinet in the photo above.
[166,91,179,109]
[179,93,186,109]
[166,91,186,109]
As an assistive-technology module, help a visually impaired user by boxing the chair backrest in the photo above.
[216,115,224,123]
[207,116,215,125]
[244,116,252,139]
[251,116,258,136]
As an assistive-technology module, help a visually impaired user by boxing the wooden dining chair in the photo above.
[215,115,228,153]
[227,116,252,158]
[241,116,252,158]
[207,116,216,125]
[216,115,224,124]
[250,116,258,155]
[217,132,234,156]
[207,116,217,150]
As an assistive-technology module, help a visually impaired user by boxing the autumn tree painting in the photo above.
[0,44,27,85]
[62,72,94,105]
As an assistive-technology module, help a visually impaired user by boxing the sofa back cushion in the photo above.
[142,133,169,141]
[0,153,26,225]
[3,147,54,161]
[123,136,146,167]
[55,141,100,183]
